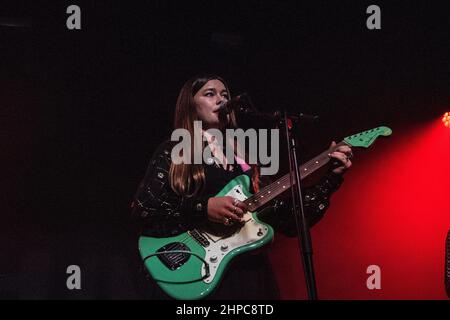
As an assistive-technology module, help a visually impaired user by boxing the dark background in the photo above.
[1,1,449,298]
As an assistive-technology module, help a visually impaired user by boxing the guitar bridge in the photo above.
[189,229,210,247]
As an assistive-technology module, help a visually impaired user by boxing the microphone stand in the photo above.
[228,94,319,299]
[281,110,318,300]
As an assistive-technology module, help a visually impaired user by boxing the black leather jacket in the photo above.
[131,140,344,237]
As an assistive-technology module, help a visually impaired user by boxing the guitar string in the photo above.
[246,173,294,209]
[246,145,337,205]
[230,143,346,212]
[251,141,349,207]
[246,148,334,208]
[247,141,347,208]
[248,152,324,202]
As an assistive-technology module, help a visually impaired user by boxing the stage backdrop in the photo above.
[269,120,450,299]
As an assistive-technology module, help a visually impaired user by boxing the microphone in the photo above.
[219,93,319,123]
[218,93,251,116]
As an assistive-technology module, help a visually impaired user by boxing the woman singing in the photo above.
[131,75,352,299]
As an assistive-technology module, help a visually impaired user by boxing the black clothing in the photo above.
[131,139,343,299]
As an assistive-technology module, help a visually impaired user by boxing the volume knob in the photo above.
[220,244,229,252]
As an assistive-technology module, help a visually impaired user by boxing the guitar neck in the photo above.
[244,141,348,212]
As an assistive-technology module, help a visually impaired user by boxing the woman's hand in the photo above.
[207,196,248,225]
[329,141,353,175]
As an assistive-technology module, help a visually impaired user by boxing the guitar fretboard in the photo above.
[244,141,348,212]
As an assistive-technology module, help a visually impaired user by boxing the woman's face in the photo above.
[193,79,229,129]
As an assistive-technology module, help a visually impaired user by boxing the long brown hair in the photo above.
[169,75,260,197]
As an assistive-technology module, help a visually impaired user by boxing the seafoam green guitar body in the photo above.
[138,174,274,300]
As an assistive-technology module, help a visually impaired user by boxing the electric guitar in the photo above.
[138,126,392,299]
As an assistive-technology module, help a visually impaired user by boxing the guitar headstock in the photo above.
[344,126,392,148]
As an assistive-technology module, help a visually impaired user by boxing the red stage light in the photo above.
[443,112,450,128]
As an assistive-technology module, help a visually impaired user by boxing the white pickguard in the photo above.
[200,183,269,283]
